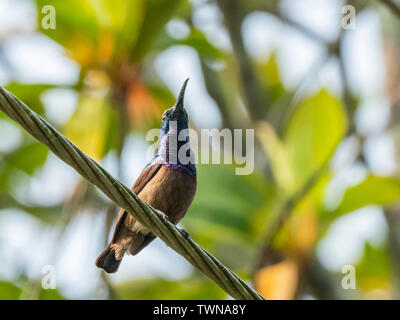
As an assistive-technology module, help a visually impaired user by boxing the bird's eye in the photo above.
[163,110,171,120]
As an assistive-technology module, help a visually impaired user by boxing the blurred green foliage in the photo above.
[116,277,226,300]
[0,0,399,300]
[0,281,65,300]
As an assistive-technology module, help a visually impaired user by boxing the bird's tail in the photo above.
[95,244,122,273]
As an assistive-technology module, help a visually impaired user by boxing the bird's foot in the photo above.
[179,228,191,239]
[156,210,169,223]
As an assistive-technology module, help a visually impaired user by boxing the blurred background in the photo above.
[0,0,400,300]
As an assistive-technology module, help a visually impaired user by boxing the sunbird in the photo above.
[96,79,197,273]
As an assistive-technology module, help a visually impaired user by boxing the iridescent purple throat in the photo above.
[157,132,196,176]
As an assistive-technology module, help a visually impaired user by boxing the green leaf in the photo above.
[284,90,347,187]
[256,121,295,193]
[356,243,391,292]
[63,95,110,160]
[0,281,22,299]
[5,83,55,116]
[147,84,176,107]
[184,164,271,245]
[330,176,400,218]
[131,0,182,62]
[88,0,146,50]
[257,53,285,103]
[102,106,120,154]
[4,142,48,175]
[35,0,100,44]
[39,289,65,300]
[115,277,227,300]
[158,29,224,60]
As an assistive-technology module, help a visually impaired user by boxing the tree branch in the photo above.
[0,86,264,300]
[217,0,268,120]
[380,0,400,18]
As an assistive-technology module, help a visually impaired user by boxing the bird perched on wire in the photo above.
[96,79,196,273]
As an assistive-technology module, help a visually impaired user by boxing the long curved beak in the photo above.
[173,78,189,112]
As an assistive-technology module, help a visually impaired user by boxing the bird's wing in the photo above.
[111,162,162,244]
[131,162,163,194]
